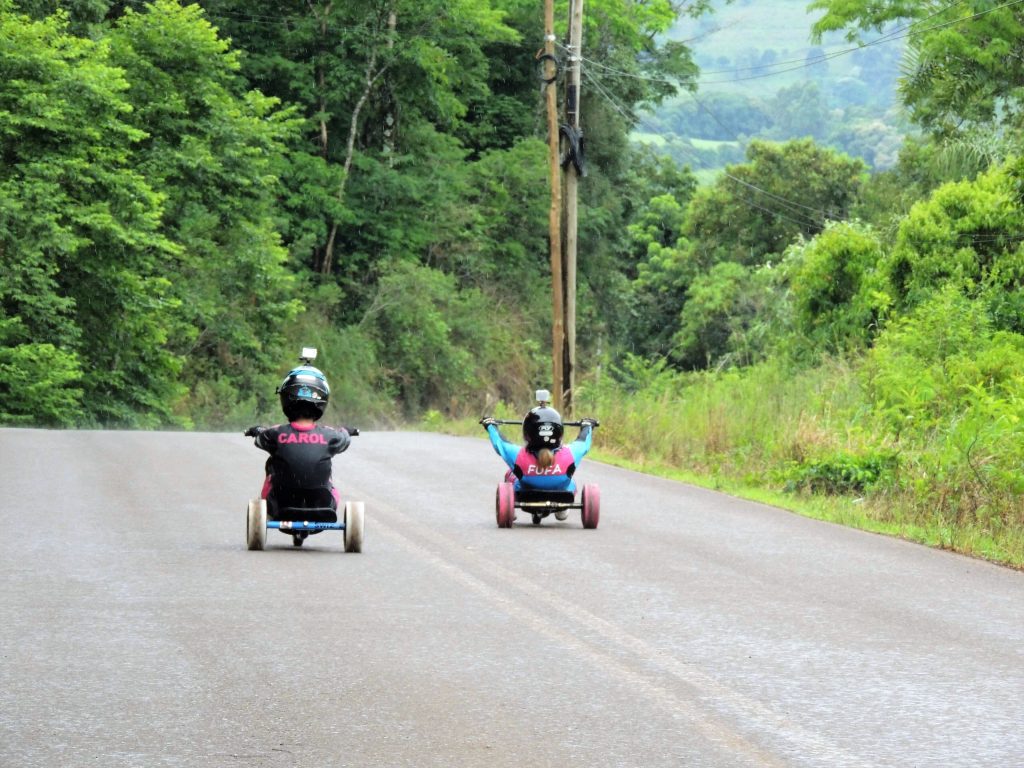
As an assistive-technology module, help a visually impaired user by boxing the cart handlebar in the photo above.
[490,418,599,428]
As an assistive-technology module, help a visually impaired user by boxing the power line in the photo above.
[603,63,851,223]
[585,43,1024,248]
[698,0,1024,85]
[582,67,845,230]
[723,173,840,225]
[694,0,968,76]
[564,0,1022,88]
[680,89,853,221]
[585,66,872,233]
[580,67,715,171]
[730,193,823,232]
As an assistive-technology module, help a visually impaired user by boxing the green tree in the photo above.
[200,0,519,280]
[671,261,760,369]
[685,139,867,268]
[782,221,889,354]
[361,262,541,413]
[886,160,1024,325]
[810,0,1024,136]
[0,3,183,426]
[105,0,303,425]
[625,193,695,358]
[763,82,830,142]
[0,315,83,426]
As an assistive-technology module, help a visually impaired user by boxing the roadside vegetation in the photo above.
[3,0,1024,566]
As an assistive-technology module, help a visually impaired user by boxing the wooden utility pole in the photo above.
[562,0,584,415]
[544,0,565,411]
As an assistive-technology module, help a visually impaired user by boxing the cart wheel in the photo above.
[496,483,515,528]
[532,514,541,526]
[246,498,267,550]
[292,533,304,547]
[344,501,364,553]
[581,484,600,529]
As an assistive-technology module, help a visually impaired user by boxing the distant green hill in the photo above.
[639,0,908,172]
[676,0,890,96]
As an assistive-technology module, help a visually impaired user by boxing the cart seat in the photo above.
[269,487,338,522]
[516,489,575,505]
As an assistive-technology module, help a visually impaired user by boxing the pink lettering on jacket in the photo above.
[515,446,573,476]
[277,432,327,445]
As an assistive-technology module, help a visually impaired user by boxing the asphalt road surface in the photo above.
[1,428,1022,768]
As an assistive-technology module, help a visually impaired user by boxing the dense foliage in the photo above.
[1,0,702,426]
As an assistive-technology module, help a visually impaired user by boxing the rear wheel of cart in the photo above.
[581,485,600,530]
[246,498,267,550]
[496,483,515,528]
[344,501,365,553]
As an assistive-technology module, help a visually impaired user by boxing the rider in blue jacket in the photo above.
[480,401,597,497]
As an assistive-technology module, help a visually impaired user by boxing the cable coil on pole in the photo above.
[535,51,562,85]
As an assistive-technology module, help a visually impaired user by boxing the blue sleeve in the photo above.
[568,426,593,464]
[486,424,520,470]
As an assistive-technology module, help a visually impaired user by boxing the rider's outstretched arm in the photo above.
[567,423,594,464]
[327,427,352,455]
[484,423,520,470]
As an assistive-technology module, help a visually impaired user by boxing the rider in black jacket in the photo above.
[245,363,352,522]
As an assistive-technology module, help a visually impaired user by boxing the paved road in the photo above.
[1,428,1021,767]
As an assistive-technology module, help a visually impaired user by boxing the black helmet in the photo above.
[523,406,563,452]
[277,365,330,420]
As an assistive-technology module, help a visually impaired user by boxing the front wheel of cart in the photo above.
[496,483,515,528]
[581,484,600,530]
[246,498,267,550]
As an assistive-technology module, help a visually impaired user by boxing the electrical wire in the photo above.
[694,0,968,76]
[698,0,1024,85]
[125,0,1024,247]
[583,63,853,226]
[722,173,840,225]
[584,70,853,236]
[580,67,715,171]
[729,193,824,233]
[589,70,827,231]
[585,62,839,228]
[561,0,1023,88]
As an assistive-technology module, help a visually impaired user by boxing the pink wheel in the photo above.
[495,483,515,528]
[581,484,600,529]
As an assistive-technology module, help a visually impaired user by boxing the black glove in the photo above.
[244,425,265,437]
[344,426,360,436]
[580,417,599,428]
[479,416,498,428]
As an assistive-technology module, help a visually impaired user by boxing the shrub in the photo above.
[783,451,898,495]
[783,221,890,353]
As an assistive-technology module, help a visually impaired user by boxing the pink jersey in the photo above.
[513,445,576,488]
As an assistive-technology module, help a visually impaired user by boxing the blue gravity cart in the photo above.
[246,497,364,552]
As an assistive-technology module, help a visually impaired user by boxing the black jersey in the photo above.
[254,422,351,494]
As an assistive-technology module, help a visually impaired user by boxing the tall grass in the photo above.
[572,355,1024,568]
[579,357,864,480]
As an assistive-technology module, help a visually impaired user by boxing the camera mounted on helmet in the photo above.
[277,347,330,421]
